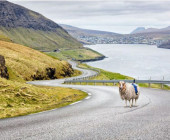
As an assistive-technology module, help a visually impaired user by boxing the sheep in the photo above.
[118,81,140,107]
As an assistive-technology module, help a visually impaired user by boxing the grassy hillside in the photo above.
[0,34,11,43]
[0,1,103,60]
[0,40,86,118]
[0,77,87,118]
[0,1,83,51]
[0,27,104,61]
[46,48,105,61]
[0,40,80,81]
[0,27,82,51]
[79,63,132,81]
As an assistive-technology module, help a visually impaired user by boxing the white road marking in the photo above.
[85,96,91,100]
[70,101,82,105]
[88,93,92,96]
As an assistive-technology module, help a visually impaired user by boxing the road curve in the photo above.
[0,61,170,140]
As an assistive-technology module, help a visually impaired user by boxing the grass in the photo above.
[0,77,87,119]
[0,40,86,118]
[0,34,11,42]
[0,40,77,81]
[78,63,170,90]
[79,63,132,80]
[46,48,104,61]
[46,51,67,60]
[0,26,82,51]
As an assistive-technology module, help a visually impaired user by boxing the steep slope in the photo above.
[0,1,82,51]
[0,40,86,118]
[0,40,76,81]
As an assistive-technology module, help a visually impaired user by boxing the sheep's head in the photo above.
[119,81,126,90]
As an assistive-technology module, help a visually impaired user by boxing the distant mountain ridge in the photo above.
[131,26,170,34]
[131,27,145,34]
[60,24,119,36]
[61,24,170,46]
[0,1,82,51]
[60,24,121,44]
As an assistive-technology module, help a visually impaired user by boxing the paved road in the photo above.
[0,62,170,140]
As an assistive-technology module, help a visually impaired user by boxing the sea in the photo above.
[86,44,170,80]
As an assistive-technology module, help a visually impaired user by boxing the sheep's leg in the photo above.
[132,99,134,107]
[135,99,137,106]
[125,100,127,107]
[129,100,132,108]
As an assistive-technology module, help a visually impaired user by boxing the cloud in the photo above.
[8,0,170,33]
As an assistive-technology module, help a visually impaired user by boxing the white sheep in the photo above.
[118,81,140,107]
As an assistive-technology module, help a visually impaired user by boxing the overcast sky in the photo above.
[8,0,170,34]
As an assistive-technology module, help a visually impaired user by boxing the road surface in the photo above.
[0,61,170,140]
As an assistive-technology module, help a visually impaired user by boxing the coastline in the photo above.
[76,55,106,63]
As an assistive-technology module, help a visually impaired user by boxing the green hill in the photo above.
[0,1,82,51]
[0,40,79,81]
[0,40,86,118]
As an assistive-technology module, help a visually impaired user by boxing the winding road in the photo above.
[0,61,170,140]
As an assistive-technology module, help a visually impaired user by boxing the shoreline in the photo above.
[76,56,106,63]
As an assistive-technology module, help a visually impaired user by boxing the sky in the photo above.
[8,0,170,34]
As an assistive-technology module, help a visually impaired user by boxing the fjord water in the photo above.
[86,44,170,80]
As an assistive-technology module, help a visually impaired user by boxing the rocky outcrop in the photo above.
[46,68,56,79]
[0,55,9,79]
[31,64,74,80]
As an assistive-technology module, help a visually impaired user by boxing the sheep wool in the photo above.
[119,81,140,107]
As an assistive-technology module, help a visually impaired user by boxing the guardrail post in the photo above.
[94,82,96,86]
[148,77,151,88]
[161,76,164,89]
[113,79,115,86]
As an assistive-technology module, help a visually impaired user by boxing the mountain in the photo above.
[131,27,145,34]
[60,24,121,44]
[0,1,82,51]
[60,24,119,36]
[131,26,170,34]
[131,27,159,34]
